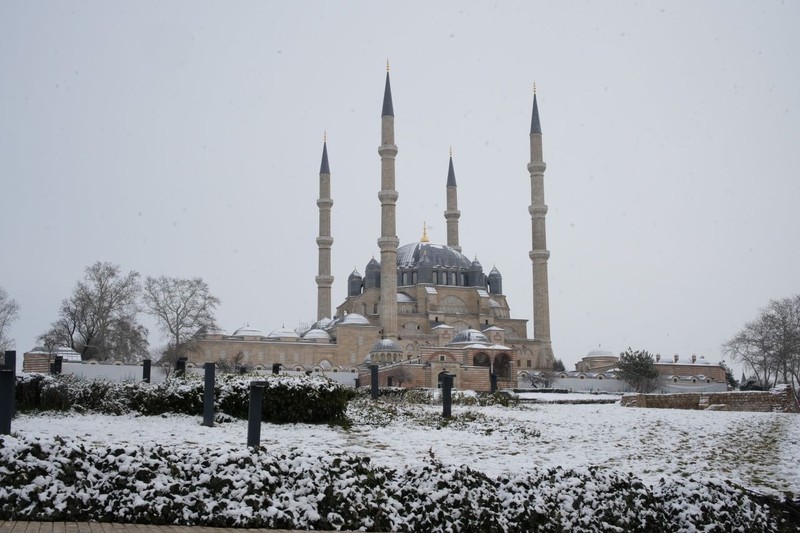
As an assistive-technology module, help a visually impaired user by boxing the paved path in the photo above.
[0,523,368,533]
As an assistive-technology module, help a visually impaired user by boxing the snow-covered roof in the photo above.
[232,326,264,337]
[267,327,299,339]
[340,313,370,326]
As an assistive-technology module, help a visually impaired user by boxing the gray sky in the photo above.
[2,1,798,372]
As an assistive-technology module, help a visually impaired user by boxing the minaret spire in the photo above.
[527,85,553,359]
[378,66,399,340]
[316,134,334,320]
[444,148,461,252]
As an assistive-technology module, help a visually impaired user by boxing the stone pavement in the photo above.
[0,523,369,533]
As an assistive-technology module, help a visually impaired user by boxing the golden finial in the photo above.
[386,59,390,72]
[421,222,430,243]
[323,130,327,143]
[533,81,537,95]
[449,146,453,158]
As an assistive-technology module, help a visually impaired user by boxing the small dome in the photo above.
[586,348,615,358]
[397,292,414,303]
[489,266,502,277]
[340,312,370,325]
[489,298,502,308]
[371,339,401,353]
[695,356,713,365]
[470,258,483,269]
[267,326,299,339]
[313,317,333,329]
[348,269,362,280]
[303,328,331,341]
[233,325,264,337]
[449,328,490,345]
[365,258,381,271]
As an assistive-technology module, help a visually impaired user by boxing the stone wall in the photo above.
[620,385,799,413]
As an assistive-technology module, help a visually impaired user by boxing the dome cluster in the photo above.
[347,241,503,296]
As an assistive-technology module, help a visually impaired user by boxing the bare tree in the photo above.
[525,369,558,388]
[724,295,800,396]
[216,350,250,374]
[387,366,413,387]
[0,287,20,352]
[142,276,220,358]
[38,262,147,361]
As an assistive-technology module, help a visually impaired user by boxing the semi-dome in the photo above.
[371,338,401,352]
[232,325,264,337]
[396,242,471,269]
[267,326,299,339]
[449,328,490,345]
[397,292,414,303]
[340,312,370,325]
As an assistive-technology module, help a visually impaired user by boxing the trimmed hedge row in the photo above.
[0,434,795,532]
[14,373,354,424]
[355,386,516,406]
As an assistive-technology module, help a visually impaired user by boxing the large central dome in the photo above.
[396,242,471,269]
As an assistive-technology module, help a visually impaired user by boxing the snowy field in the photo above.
[12,399,800,497]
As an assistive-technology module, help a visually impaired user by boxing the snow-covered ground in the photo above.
[12,400,799,497]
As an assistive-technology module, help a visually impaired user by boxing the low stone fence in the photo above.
[620,385,798,413]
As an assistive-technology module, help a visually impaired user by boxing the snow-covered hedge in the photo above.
[0,434,794,532]
[355,386,516,406]
[14,373,353,424]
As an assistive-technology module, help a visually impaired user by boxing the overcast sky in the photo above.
[2,1,798,372]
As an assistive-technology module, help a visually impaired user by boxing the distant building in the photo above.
[521,348,728,393]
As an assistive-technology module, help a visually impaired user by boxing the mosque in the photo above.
[190,70,555,390]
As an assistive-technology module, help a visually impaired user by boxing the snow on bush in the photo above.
[14,373,353,424]
[0,433,793,532]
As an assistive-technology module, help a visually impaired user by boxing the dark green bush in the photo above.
[14,373,351,424]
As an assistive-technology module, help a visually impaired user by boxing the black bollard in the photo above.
[490,372,498,393]
[203,362,215,427]
[272,363,281,375]
[247,381,266,447]
[370,364,379,400]
[3,351,16,419]
[0,366,13,434]
[442,373,454,418]
[142,359,151,383]
[175,356,187,377]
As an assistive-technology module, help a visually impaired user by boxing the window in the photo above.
[439,355,446,362]
[526,360,531,368]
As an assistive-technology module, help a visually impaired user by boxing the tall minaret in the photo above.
[528,86,553,353]
[444,148,461,252]
[315,134,334,321]
[378,64,399,340]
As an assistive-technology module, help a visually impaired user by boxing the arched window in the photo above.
[440,295,468,314]
[473,352,490,367]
